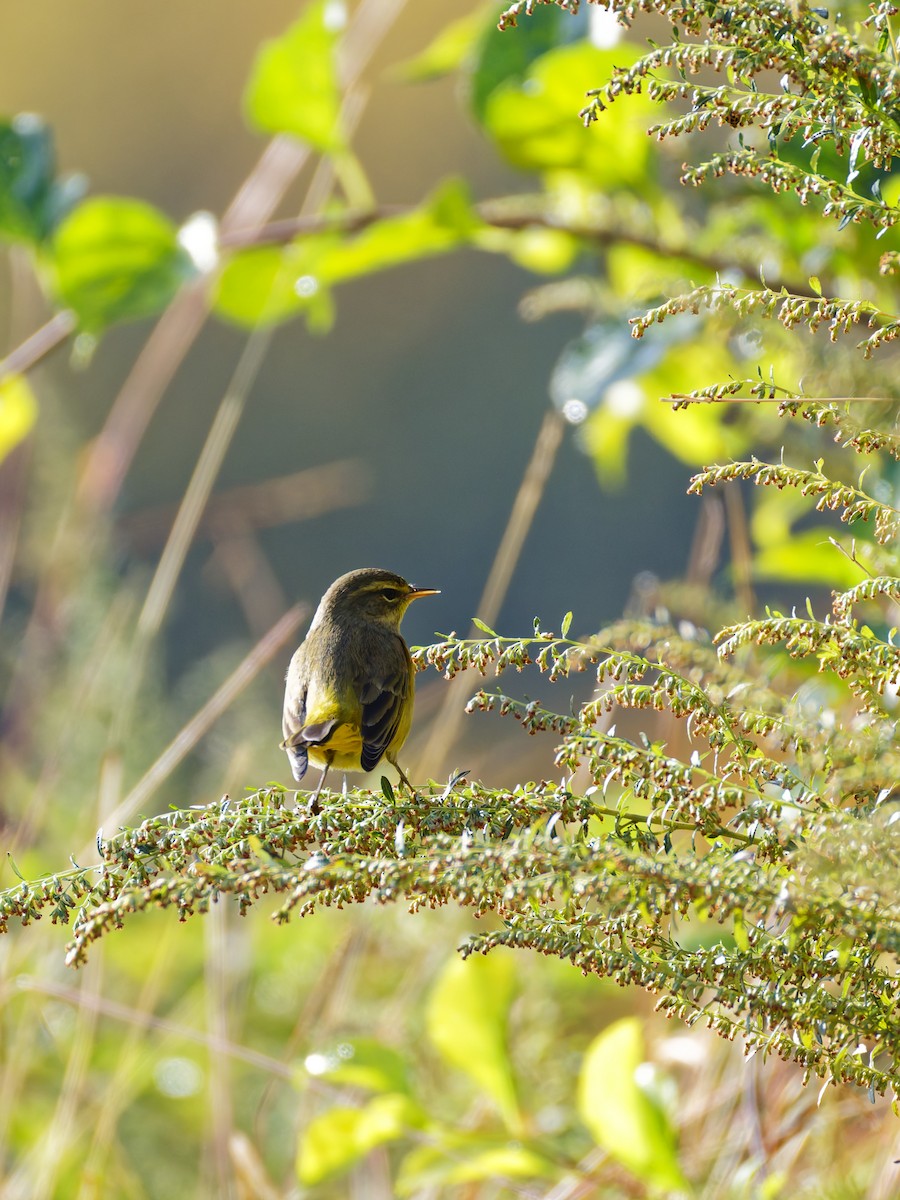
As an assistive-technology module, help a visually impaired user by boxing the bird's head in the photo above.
[313,567,440,631]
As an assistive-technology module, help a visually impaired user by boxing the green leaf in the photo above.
[0,114,85,245]
[296,1093,418,1186]
[244,0,346,153]
[560,611,573,638]
[48,197,193,332]
[578,1017,687,1191]
[472,617,498,636]
[303,1037,411,1095]
[425,952,522,1134]
[0,375,37,463]
[468,3,590,123]
[394,5,495,83]
[881,171,900,210]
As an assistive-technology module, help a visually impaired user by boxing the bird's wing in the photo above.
[283,737,309,784]
[282,646,310,782]
[357,643,411,772]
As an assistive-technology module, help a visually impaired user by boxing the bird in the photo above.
[281,567,440,804]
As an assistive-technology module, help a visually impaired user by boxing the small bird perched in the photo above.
[281,567,440,803]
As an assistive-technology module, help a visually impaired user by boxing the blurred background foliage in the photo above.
[0,0,899,1195]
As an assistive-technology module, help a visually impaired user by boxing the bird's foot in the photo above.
[292,787,322,816]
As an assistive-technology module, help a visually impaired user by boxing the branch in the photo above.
[218,198,810,295]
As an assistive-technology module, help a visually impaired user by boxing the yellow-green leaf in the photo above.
[472,617,498,636]
[0,375,37,462]
[425,952,522,1134]
[442,1145,557,1184]
[297,1093,417,1186]
[754,531,865,589]
[578,1017,687,1191]
[482,44,656,187]
[213,236,339,330]
[475,225,578,274]
[733,912,751,953]
[244,0,346,153]
[751,488,865,588]
[397,1140,557,1194]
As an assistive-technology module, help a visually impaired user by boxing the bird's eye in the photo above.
[381,588,402,603]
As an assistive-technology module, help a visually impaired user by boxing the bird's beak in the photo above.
[407,586,440,601]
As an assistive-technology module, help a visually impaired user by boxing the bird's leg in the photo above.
[309,755,333,814]
[386,753,414,793]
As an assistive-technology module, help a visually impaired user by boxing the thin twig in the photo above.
[134,372,259,643]
[228,1134,282,1200]
[209,518,291,639]
[686,494,725,587]
[0,309,76,385]
[76,282,212,513]
[105,383,251,753]
[413,409,566,780]
[220,202,805,294]
[14,975,293,1079]
[666,394,898,404]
